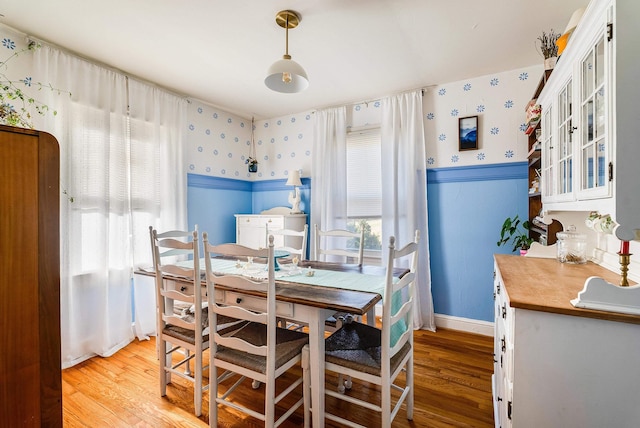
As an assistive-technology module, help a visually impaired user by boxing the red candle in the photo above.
[620,240,630,254]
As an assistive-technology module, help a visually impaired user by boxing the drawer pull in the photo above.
[496,283,501,294]
[501,304,507,319]
[501,336,506,353]
[236,297,243,304]
[181,286,187,292]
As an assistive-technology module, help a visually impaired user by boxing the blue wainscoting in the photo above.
[187,174,252,244]
[187,174,310,245]
[427,162,529,322]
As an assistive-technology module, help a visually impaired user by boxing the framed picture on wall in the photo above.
[458,115,479,151]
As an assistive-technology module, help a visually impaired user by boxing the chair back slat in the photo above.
[267,223,308,261]
[313,224,364,266]
[216,336,268,357]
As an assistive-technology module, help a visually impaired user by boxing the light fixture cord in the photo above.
[285,14,289,56]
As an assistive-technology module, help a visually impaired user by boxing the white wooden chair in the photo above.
[203,233,309,427]
[313,224,364,266]
[266,223,308,261]
[149,226,208,417]
[312,231,420,428]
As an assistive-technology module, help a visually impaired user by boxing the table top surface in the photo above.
[136,259,408,315]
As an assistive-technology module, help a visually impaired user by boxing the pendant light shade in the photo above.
[265,10,309,93]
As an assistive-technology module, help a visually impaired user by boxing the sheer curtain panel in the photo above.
[381,90,435,331]
[34,45,187,367]
[128,79,188,340]
[311,107,348,255]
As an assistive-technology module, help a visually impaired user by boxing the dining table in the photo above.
[135,258,408,428]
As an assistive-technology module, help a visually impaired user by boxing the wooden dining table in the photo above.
[136,259,407,428]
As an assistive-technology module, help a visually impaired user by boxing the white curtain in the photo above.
[311,106,348,253]
[33,45,187,367]
[128,79,188,340]
[381,90,435,331]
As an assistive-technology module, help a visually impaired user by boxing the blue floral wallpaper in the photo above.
[423,65,540,168]
[186,65,541,179]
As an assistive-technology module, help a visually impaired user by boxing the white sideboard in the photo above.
[235,211,307,251]
[493,254,640,428]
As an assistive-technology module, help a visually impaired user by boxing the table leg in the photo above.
[307,309,327,428]
[366,307,376,326]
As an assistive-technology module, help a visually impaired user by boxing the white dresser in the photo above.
[493,255,640,428]
[235,209,307,251]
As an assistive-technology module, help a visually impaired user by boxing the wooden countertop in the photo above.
[494,254,640,325]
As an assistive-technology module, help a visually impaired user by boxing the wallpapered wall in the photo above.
[185,63,541,179]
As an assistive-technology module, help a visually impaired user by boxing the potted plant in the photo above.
[497,215,534,255]
[245,156,258,173]
[537,29,560,70]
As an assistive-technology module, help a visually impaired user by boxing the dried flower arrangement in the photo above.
[537,30,561,59]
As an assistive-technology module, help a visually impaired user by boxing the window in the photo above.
[346,128,382,258]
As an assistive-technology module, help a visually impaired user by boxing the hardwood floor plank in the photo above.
[62,328,495,427]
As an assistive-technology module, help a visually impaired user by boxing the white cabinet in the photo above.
[235,213,307,251]
[539,0,640,240]
[493,255,640,428]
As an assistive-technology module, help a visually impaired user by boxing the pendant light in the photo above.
[265,10,309,93]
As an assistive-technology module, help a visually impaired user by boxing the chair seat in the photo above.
[325,322,411,376]
[215,323,308,374]
[163,324,210,345]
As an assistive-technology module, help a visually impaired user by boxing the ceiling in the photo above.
[1,0,588,120]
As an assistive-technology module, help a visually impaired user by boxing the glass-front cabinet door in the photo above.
[578,33,610,199]
[541,105,554,199]
[556,79,574,200]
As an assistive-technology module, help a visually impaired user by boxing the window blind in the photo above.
[346,128,381,218]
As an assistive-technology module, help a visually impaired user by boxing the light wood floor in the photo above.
[62,328,495,427]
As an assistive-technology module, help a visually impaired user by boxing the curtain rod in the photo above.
[25,32,192,103]
[312,85,436,114]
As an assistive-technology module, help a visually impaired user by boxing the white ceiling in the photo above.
[1,0,588,120]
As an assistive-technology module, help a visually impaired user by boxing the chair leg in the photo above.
[381,381,391,428]
[301,345,311,428]
[159,337,169,396]
[407,354,414,420]
[194,348,202,417]
[210,364,219,428]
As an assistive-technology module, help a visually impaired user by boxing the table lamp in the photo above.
[286,170,303,214]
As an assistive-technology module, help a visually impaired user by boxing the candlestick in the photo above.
[619,253,631,287]
[620,240,630,254]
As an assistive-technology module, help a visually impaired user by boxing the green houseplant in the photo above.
[497,215,534,254]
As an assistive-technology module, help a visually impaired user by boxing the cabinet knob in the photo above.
[236,297,243,304]
[502,304,507,319]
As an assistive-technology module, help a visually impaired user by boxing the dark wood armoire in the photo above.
[0,124,62,426]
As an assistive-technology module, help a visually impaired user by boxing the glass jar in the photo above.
[556,226,587,264]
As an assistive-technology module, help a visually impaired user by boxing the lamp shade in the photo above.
[265,57,309,93]
[286,169,302,186]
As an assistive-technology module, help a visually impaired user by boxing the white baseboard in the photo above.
[434,313,494,337]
